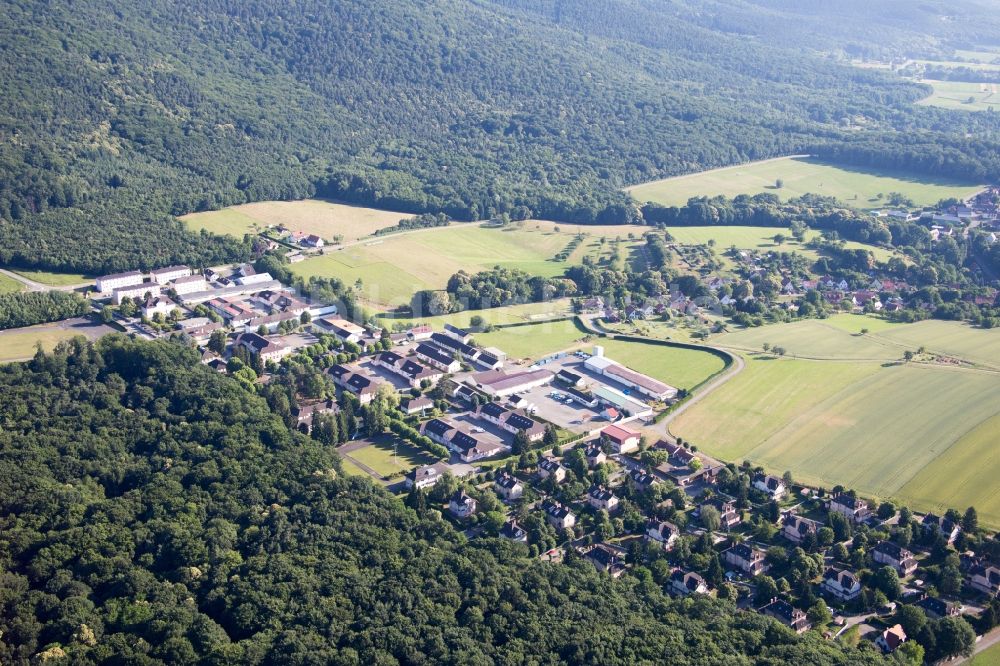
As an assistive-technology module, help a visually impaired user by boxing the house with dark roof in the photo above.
[969,564,1000,597]
[443,323,472,344]
[500,519,528,543]
[343,372,379,404]
[872,541,918,576]
[829,493,870,524]
[541,498,576,530]
[629,469,659,490]
[671,569,708,596]
[235,332,291,364]
[752,473,786,500]
[723,543,767,575]
[587,485,619,512]
[448,431,505,463]
[477,403,546,441]
[586,544,626,577]
[759,599,810,633]
[405,461,451,490]
[420,418,456,445]
[556,368,584,388]
[781,513,821,544]
[448,490,477,518]
[430,332,480,364]
[291,399,338,433]
[699,495,741,530]
[494,471,524,501]
[921,513,961,545]
[414,343,461,373]
[645,519,679,551]
[584,442,607,468]
[372,351,443,388]
[822,567,862,602]
[538,456,566,483]
[916,595,960,619]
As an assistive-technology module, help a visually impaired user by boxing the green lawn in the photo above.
[0,328,87,362]
[475,319,594,361]
[664,226,896,263]
[917,79,1000,112]
[9,269,92,287]
[873,319,1000,370]
[345,436,437,477]
[970,640,1000,666]
[293,224,647,309]
[0,273,25,294]
[338,456,372,478]
[673,356,1000,527]
[627,156,983,208]
[181,199,411,243]
[379,299,574,331]
[597,338,727,391]
[713,319,902,360]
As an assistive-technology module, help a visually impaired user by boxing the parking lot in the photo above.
[453,412,511,450]
[519,384,603,434]
[357,358,412,391]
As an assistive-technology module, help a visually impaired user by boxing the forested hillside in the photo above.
[2,0,999,274]
[0,336,889,664]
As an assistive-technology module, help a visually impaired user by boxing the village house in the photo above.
[875,624,907,654]
[372,351,443,388]
[969,564,1000,596]
[448,431,505,463]
[587,485,619,512]
[671,569,709,596]
[430,332,480,364]
[699,495,741,530]
[494,471,524,501]
[829,493,870,524]
[405,461,451,490]
[448,490,477,518]
[500,519,528,543]
[402,396,434,416]
[141,295,178,319]
[541,498,576,530]
[600,423,641,454]
[406,324,433,341]
[327,364,380,404]
[538,456,567,483]
[759,599,811,634]
[872,541,918,577]
[629,469,660,491]
[320,317,366,344]
[752,473,786,500]
[781,513,821,544]
[443,323,472,344]
[586,544,627,577]
[421,418,457,446]
[235,332,291,364]
[291,399,337,433]
[917,595,960,619]
[477,402,546,442]
[584,442,607,468]
[414,343,461,373]
[556,368,585,388]
[302,234,324,248]
[645,519,679,551]
[723,543,767,576]
[822,567,862,602]
[921,513,961,545]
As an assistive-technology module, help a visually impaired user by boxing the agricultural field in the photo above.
[9,268,92,287]
[664,225,896,263]
[674,319,1000,525]
[0,273,25,294]
[181,199,412,243]
[344,436,437,478]
[475,319,594,361]
[292,223,647,308]
[379,299,574,331]
[626,156,983,208]
[916,79,1000,112]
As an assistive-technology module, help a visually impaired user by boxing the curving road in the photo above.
[0,268,90,293]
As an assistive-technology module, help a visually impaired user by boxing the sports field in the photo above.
[0,273,25,294]
[597,339,727,390]
[292,224,647,308]
[344,436,437,477]
[664,226,896,263]
[475,319,594,361]
[379,299,574,331]
[0,328,87,362]
[626,156,983,208]
[970,640,1000,666]
[181,199,412,243]
[917,80,1000,112]
[675,318,1000,525]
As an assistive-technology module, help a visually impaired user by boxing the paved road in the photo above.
[0,268,90,292]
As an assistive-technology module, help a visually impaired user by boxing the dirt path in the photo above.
[0,268,90,293]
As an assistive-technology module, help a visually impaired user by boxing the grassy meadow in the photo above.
[0,273,25,294]
[917,80,1000,112]
[0,328,90,362]
[9,269,92,287]
[627,156,983,208]
[675,317,1000,525]
[474,319,595,361]
[181,199,412,243]
[597,338,727,391]
[379,299,575,331]
[665,226,896,263]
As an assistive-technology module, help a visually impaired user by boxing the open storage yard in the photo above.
[626,156,983,208]
[674,317,1000,525]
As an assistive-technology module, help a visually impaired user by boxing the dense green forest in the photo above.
[0,291,90,330]
[0,336,892,664]
[2,0,999,274]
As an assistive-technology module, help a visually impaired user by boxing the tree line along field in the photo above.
[181,199,414,244]
[378,299,575,331]
[626,156,984,208]
[663,226,897,263]
[916,80,1000,112]
[674,317,1000,526]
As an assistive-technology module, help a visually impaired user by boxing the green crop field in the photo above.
[292,224,647,308]
[9,268,92,287]
[181,199,412,243]
[712,319,902,360]
[664,226,896,263]
[345,436,437,477]
[627,156,983,208]
[0,273,25,294]
[379,299,574,331]
[917,79,1000,112]
[475,319,594,361]
[597,339,727,390]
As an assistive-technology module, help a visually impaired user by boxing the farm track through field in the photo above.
[0,268,90,292]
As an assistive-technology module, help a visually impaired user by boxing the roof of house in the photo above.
[423,418,455,438]
[647,519,678,541]
[407,461,449,484]
[450,489,475,506]
[495,472,522,490]
[917,596,954,616]
[480,402,507,419]
[500,519,526,540]
[587,544,623,567]
[753,473,784,491]
[725,543,759,561]
[584,443,605,458]
[832,493,867,510]
[236,332,286,355]
[415,343,457,366]
[376,350,404,366]
[873,540,911,560]
[601,423,639,443]
[345,373,374,393]
[557,369,582,384]
[823,567,859,589]
[542,498,573,519]
[602,362,674,396]
[474,369,554,393]
[880,625,907,651]
[671,569,706,591]
[783,513,820,535]
[760,599,806,625]
[630,469,658,486]
[588,485,616,502]
[404,396,433,411]
[444,323,469,337]
[538,456,563,472]
[173,274,206,285]
[151,264,190,276]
